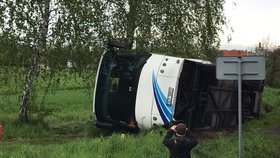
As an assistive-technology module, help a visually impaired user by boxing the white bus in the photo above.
[93,41,264,132]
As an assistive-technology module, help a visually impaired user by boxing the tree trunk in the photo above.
[126,0,138,49]
[19,0,50,122]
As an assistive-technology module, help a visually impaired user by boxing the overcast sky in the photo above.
[219,0,280,50]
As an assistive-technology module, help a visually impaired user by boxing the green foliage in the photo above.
[1,0,227,67]
[266,48,280,88]
[245,87,280,129]
[204,48,223,62]
[99,0,227,57]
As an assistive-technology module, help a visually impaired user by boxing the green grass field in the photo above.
[0,73,279,158]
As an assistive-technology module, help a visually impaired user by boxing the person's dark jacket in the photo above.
[163,129,198,158]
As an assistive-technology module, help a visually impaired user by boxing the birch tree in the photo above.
[0,0,103,122]
[99,0,226,57]
[17,0,50,122]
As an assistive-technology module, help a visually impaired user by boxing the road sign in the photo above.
[216,56,265,80]
[216,56,265,158]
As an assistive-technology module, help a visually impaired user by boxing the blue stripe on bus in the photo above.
[152,72,173,125]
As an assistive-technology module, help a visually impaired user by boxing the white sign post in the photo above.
[216,56,265,158]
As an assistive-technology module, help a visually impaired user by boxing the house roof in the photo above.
[223,50,248,56]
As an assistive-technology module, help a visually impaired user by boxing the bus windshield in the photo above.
[94,50,151,128]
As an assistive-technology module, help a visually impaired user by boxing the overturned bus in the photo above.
[93,42,264,132]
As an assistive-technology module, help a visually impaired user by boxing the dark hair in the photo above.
[176,123,187,136]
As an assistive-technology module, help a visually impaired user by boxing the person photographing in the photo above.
[163,123,198,158]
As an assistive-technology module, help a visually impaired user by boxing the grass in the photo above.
[0,133,168,158]
[0,71,279,158]
[0,71,94,139]
[193,129,279,158]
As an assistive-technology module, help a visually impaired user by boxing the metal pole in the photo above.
[238,58,242,158]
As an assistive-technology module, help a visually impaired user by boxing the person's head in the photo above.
[175,123,188,137]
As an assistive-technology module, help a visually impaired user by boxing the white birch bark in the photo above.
[19,0,50,122]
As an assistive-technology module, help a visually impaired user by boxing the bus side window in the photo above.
[112,83,117,91]
[110,77,119,92]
